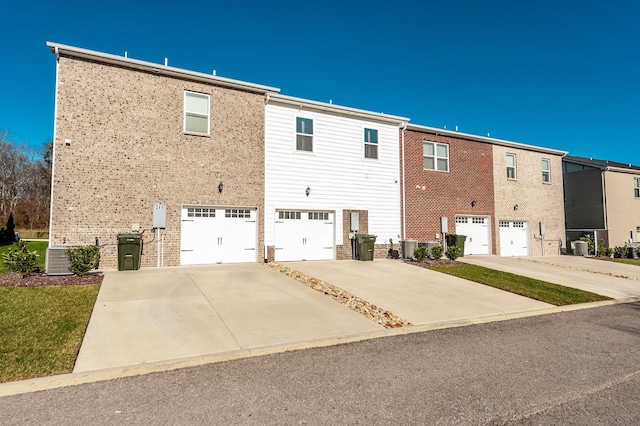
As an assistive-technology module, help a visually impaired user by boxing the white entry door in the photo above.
[274,210,334,261]
[499,221,529,256]
[454,216,490,255]
[180,207,257,265]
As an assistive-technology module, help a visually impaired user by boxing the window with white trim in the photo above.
[296,117,313,152]
[513,221,524,228]
[472,217,485,224]
[542,158,551,183]
[184,91,210,134]
[506,153,517,179]
[423,141,449,171]
[455,217,467,224]
[634,177,639,198]
[225,209,251,218]
[499,221,510,227]
[308,212,329,221]
[364,128,378,159]
[279,211,301,220]
[187,207,215,218]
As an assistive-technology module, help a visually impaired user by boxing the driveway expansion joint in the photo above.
[265,262,413,328]
[522,257,639,281]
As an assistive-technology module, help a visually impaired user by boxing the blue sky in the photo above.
[1,0,638,164]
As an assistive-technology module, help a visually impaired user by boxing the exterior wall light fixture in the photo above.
[218,182,224,193]
[305,186,311,197]
[513,204,519,211]
[471,200,477,207]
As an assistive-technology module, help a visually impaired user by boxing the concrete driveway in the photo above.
[285,259,552,326]
[458,255,640,299]
[74,264,382,372]
[76,259,556,374]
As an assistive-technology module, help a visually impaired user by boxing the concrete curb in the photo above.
[2,296,638,398]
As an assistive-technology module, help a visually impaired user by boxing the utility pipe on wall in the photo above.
[400,122,407,240]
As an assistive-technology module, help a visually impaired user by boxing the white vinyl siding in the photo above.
[184,91,210,134]
[265,103,401,248]
[423,141,449,172]
[506,153,517,179]
[542,158,551,183]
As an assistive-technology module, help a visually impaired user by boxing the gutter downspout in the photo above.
[400,122,407,240]
[48,47,60,251]
[601,170,608,233]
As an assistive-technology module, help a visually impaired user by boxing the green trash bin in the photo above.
[117,233,142,271]
[355,234,377,261]
[455,235,467,257]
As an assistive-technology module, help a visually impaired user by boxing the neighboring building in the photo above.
[563,156,640,247]
[47,42,279,268]
[401,125,567,256]
[264,94,408,261]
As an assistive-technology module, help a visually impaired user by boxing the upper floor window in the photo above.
[364,128,378,159]
[184,91,210,134]
[296,117,313,152]
[541,158,551,183]
[423,141,449,172]
[634,177,639,198]
[506,153,517,179]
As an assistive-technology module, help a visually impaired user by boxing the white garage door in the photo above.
[454,216,490,255]
[275,210,334,261]
[499,221,529,256]
[180,207,257,265]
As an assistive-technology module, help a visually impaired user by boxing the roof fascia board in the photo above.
[407,123,567,156]
[47,41,280,94]
[604,166,640,175]
[267,93,410,125]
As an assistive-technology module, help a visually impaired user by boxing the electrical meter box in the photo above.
[153,204,166,229]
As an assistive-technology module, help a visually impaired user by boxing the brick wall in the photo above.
[51,56,266,268]
[492,145,566,255]
[401,129,496,252]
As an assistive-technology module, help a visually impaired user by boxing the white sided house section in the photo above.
[455,216,490,255]
[180,206,257,265]
[499,220,529,256]
[274,210,334,261]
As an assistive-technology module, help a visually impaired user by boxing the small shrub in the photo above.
[446,246,461,261]
[413,246,429,262]
[613,246,628,258]
[67,245,100,276]
[2,240,39,277]
[431,245,444,260]
[596,242,612,258]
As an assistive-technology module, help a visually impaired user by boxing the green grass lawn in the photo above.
[0,284,100,383]
[0,241,48,274]
[613,258,640,266]
[429,263,611,306]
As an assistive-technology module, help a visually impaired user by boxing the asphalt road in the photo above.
[2,302,640,425]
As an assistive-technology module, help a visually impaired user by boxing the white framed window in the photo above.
[513,221,524,228]
[278,211,301,220]
[506,153,517,179]
[364,128,378,159]
[423,141,449,172]
[184,91,210,134]
[308,212,329,221]
[187,207,215,218]
[542,158,551,183]
[296,117,313,152]
[455,217,467,224]
[225,209,251,218]
[499,221,510,227]
[634,177,639,198]
[472,217,485,224]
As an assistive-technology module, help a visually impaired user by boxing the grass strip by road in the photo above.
[428,263,610,306]
[0,284,100,383]
[613,258,640,267]
[0,241,47,274]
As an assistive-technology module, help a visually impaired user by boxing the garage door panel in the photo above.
[180,206,257,265]
[499,221,528,256]
[455,216,490,255]
[274,210,334,262]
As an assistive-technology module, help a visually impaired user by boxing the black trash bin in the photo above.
[355,234,376,261]
[117,233,142,271]
[445,234,467,257]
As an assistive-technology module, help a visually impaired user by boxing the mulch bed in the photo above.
[404,259,463,268]
[0,272,103,288]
